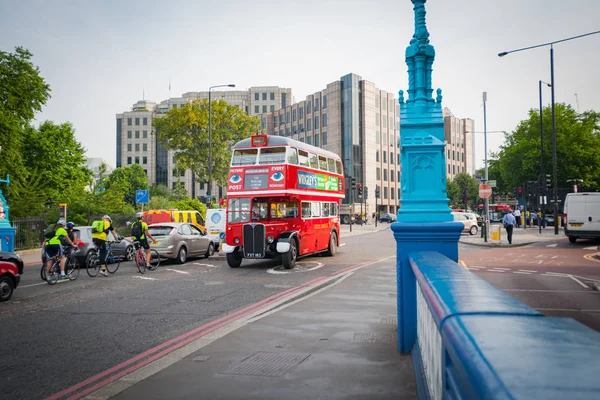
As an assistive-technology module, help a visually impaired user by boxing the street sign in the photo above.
[136,190,149,204]
[479,184,492,199]
[488,180,497,188]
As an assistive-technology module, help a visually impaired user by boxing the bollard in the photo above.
[491,224,502,243]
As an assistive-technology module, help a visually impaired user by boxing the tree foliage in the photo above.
[153,99,260,186]
[492,103,600,193]
[102,164,149,205]
[446,172,480,210]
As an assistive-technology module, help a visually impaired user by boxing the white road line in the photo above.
[192,263,218,268]
[584,246,598,250]
[488,269,507,273]
[513,271,532,275]
[546,243,558,247]
[165,269,189,275]
[492,268,510,271]
[133,276,157,281]
[569,275,590,289]
[339,243,346,247]
[519,270,538,273]
[20,282,48,288]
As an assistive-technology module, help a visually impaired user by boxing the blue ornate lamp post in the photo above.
[392,0,462,354]
[0,174,16,251]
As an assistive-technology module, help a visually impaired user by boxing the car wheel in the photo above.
[0,276,15,302]
[125,245,135,261]
[205,243,214,258]
[177,247,187,264]
[342,215,350,224]
[569,236,577,243]
[469,225,478,235]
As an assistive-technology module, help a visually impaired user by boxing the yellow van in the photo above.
[142,210,206,232]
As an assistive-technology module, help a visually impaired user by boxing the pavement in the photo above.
[459,223,565,247]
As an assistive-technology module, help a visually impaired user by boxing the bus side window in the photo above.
[335,160,343,175]
[318,156,328,171]
[309,153,319,169]
[301,202,311,219]
[298,150,310,167]
[327,158,336,172]
[287,147,298,165]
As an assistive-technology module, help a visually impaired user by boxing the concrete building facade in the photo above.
[443,107,475,179]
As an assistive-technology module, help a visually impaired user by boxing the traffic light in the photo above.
[364,186,369,200]
[545,174,552,190]
[351,178,356,190]
[517,187,523,198]
[375,185,380,199]
[357,184,363,198]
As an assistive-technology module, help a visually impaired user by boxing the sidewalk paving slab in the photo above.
[459,224,565,248]
[105,258,417,400]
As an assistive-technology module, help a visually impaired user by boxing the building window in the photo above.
[376,113,380,126]
[314,116,319,130]
[390,134,394,147]
[255,105,259,114]
[143,156,147,164]
[383,151,387,163]
[398,154,401,164]
[314,98,319,111]
[390,153,394,164]
[376,151,380,162]
[269,105,274,112]
[262,105,266,113]
[391,189,395,200]
[398,188,401,199]
[375,96,380,108]
[307,119,312,131]
[384,169,388,181]
[254,93,259,101]
[384,187,388,199]
[299,107,304,119]
[447,149,450,158]
[376,131,380,144]
[135,143,140,152]
[292,109,297,121]
[135,156,140,164]
[135,131,140,139]
[307,136,312,145]
[391,170,395,181]
[135,117,140,126]
[376,168,381,180]
[286,111,290,122]
[270,92,275,100]
[127,118,132,126]
[322,132,327,145]
[322,114,327,127]
[262,92,267,100]
[382,99,387,111]
[127,131,132,139]
[315,134,320,147]
[143,143,148,152]
[127,143,132,152]
[322,95,327,108]
[143,117,148,125]
[307,100,312,114]
[127,157,132,164]
[383,118,387,128]
[143,130,148,138]
[453,165,456,174]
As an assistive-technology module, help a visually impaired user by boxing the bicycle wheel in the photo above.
[146,249,161,271]
[66,257,80,281]
[86,254,100,277]
[40,264,47,281]
[136,251,146,274]
[105,252,120,274]
[47,261,60,285]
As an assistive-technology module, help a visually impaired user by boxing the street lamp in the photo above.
[208,84,235,198]
[499,30,600,234]
[538,80,551,232]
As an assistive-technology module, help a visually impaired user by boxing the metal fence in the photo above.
[13,216,46,250]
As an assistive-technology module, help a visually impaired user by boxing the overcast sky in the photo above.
[2,0,599,170]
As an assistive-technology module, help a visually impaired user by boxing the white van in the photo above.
[563,192,600,243]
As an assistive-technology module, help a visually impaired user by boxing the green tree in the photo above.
[149,183,171,199]
[495,104,600,192]
[147,195,172,210]
[447,172,480,210]
[153,99,260,189]
[102,164,149,205]
[0,47,51,196]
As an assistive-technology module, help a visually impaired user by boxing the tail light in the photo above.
[563,213,567,225]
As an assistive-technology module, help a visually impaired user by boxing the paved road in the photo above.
[1,227,395,400]
[460,236,600,333]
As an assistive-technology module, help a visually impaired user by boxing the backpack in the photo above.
[131,221,143,238]
[92,220,105,233]
[44,224,57,239]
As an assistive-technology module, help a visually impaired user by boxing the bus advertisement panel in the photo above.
[222,135,344,269]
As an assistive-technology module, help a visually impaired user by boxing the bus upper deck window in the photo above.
[258,148,287,164]
[287,147,298,165]
[232,149,258,165]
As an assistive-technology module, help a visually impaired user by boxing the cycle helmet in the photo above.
[57,219,66,226]
[102,215,112,222]
[66,221,75,229]
[135,212,143,219]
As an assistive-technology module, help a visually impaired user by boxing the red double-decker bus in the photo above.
[222,134,345,269]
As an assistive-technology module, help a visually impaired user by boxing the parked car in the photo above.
[41,227,134,266]
[148,222,215,264]
[524,212,554,227]
[0,251,24,301]
[452,212,479,235]
[379,213,397,223]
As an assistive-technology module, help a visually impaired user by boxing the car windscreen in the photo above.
[148,226,175,236]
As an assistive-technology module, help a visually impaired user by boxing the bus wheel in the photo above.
[227,251,243,268]
[283,239,297,269]
[325,232,337,256]
[342,215,349,224]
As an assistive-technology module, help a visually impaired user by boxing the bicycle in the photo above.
[86,240,121,277]
[133,241,161,274]
[41,246,80,284]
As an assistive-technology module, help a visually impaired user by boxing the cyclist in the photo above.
[92,215,120,276]
[131,212,156,268]
[44,219,77,281]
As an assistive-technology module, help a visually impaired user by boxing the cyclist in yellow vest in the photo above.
[44,219,77,282]
[92,215,120,276]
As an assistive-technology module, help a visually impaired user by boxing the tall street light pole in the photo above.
[499,30,600,235]
[483,92,489,242]
[208,84,235,199]
[538,80,551,234]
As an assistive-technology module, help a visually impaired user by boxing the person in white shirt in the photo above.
[513,208,522,227]
[502,211,517,244]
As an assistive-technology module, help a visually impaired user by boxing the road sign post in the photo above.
[479,184,492,199]
[136,190,149,212]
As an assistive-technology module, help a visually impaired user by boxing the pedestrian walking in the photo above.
[513,208,521,228]
[502,210,517,245]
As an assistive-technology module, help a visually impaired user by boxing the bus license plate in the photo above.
[246,253,263,258]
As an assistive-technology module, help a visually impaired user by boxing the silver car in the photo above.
[148,222,214,264]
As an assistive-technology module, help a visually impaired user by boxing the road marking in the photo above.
[133,276,157,281]
[267,261,326,275]
[339,243,346,247]
[192,263,218,268]
[492,267,510,271]
[584,246,598,250]
[514,271,532,275]
[568,275,590,289]
[458,260,467,269]
[546,243,558,247]
[519,270,538,273]
[20,282,49,288]
[583,253,600,263]
[488,269,507,272]
[165,269,189,275]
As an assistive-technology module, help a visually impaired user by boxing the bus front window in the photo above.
[252,201,269,220]
[228,198,250,223]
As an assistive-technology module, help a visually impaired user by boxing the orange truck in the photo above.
[141,210,206,232]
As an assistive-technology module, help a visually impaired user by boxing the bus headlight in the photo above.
[234,237,240,244]
[267,236,274,243]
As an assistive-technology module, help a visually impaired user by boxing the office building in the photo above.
[443,108,475,178]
